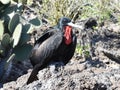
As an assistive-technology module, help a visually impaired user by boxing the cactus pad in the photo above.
[0,20,4,40]
[12,23,22,48]
[13,44,33,60]
[8,13,20,33]
[1,33,10,48]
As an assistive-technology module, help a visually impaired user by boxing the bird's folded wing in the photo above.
[35,28,58,45]
[31,31,63,64]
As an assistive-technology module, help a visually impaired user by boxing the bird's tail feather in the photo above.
[27,63,45,84]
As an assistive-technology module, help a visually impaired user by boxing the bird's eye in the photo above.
[63,19,66,22]
[63,19,67,23]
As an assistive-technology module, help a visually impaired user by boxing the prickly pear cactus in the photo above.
[0,0,41,81]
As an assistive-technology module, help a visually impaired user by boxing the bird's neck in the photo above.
[64,26,72,45]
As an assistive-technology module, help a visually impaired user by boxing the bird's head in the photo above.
[57,17,83,45]
[57,17,83,30]
[57,17,71,30]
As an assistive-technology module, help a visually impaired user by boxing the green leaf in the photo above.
[17,3,23,13]
[19,33,30,45]
[0,20,4,40]
[8,13,20,33]
[13,44,33,61]
[29,17,41,26]
[26,24,34,34]
[1,33,10,48]
[4,4,18,15]
[12,23,22,48]
[19,24,31,45]
[0,0,10,4]
[22,24,31,33]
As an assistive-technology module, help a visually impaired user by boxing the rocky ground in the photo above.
[1,1,120,89]
[0,18,120,90]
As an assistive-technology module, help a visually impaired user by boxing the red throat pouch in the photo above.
[64,26,72,45]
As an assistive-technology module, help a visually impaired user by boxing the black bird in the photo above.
[27,17,81,84]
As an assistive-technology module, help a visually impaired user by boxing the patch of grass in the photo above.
[38,0,117,25]
[76,44,90,57]
[39,0,81,25]
[76,44,83,55]
[80,0,113,23]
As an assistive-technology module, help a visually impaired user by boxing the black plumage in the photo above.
[27,17,77,84]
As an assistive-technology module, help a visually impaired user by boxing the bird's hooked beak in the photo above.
[67,22,84,29]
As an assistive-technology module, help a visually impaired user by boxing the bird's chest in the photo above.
[53,40,71,58]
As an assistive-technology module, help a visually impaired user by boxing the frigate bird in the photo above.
[27,17,82,84]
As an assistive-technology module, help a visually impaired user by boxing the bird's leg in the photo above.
[27,63,46,84]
